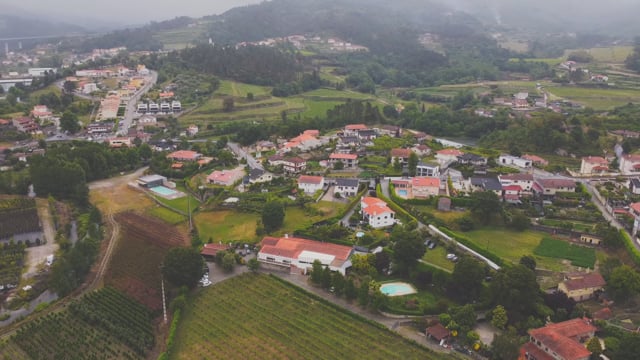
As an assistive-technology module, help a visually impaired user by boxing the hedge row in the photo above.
[620,230,640,267]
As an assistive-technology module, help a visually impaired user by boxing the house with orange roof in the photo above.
[522,154,548,167]
[558,272,606,302]
[344,124,368,136]
[580,156,609,174]
[207,167,245,186]
[167,150,201,162]
[436,149,464,166]
[298,175,324,194]
[412,177,440,199]
[360,197,396,228]
[257,235,354,275]
[619,154,640,175]
[31,105,52,120]
[391,148,412,167]
[329,153,358,169]
[520,318,596,360]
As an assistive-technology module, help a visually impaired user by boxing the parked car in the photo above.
[428,242,436,250]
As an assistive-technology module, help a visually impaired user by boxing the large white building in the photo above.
[258,235,354,275]
[619,154,640,175]
[361,197,396,228]
[498,155,532,169]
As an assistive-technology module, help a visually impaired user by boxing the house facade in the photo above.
[361,197,396,228]
[533,178,577,197]
[258,235,354,275]
[298,175,324,194]
[412,177,440,199]
[498,174,534,191]
[498,155,532,168]
[436,149,464,166]
[522,154,549,167]
[329,153,359,169]
[580,156,609,174]
[416,162,440,177]
[390,148,412,167]
[167,150,201,162]
[521,318,595,360]
[619,154,640,175]
[334,178,359,197]
[557,273,606,302]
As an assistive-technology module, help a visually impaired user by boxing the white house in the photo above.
[498,155,532,169]
[580,156,609,174]
[498,173,534,191]
[258,235,353,275]
[436,149,464,166]
[298,175,324,194]
[249,169,273,184]
[334,178,359,197]
[416,162,440,177]
[361,197,396,228]
[619,154,640,175]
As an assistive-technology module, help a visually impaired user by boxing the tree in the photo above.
[247,258,260,272]
[262,201,285,233]
[321,266,332,289]
[614,334,640,360]
[222,252,235,272]
[519,255,536,271]
[333,160,344,170]
[586,337,602,358]
[489,265,543,325]
[450,256,485,302]
[491,305,508,330]
[345,278,357,300]
[490,330,520,360]
[246,92,254,101]
[408,152,418,176]
[310,260,323,284]
[60,111,81,134]
[162,247,205,288]
[608,265,640,302]
[510,213,530,231]
[331,272,345,295]
[223,97,235,112]
[358,281,369,307]
[391,226,426,276]
[466,330,480,346]
[63,80,77,94]
[451,304,477,332]
[470,191,502,225]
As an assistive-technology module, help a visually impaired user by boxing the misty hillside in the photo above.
[436,0,640,36]
[0,14,85,38]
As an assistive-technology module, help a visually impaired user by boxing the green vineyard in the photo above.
[0,198,40,240]
[171,274,445,360]
[0,242,26,286]
[0,287,154,360]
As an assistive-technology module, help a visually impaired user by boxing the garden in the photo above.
[533,237,597,269]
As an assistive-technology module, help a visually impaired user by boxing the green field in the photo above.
[421,246,455,272]
[215,80,272,97]
[170,274,445,359]
[302,88,375,100]
[565,46,634,63]
[534,237,596,269]
[545,85,640,109]
[194,210,261,244]
[148,206,187,225]
[464,228,567,271]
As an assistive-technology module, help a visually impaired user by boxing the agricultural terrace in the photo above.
[0,287,153,360]
[105,212,188,310]
[544,84,640,110]
[170,274,444,360]
[0,198,40,240]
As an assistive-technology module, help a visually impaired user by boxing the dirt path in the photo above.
[24,199,58,277]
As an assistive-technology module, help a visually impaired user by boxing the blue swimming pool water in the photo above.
[398,190,408,197]
[150,186,178,196]
[380,283,415,296]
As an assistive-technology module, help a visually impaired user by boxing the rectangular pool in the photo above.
[397,190,408,197]
[150,186,178,196]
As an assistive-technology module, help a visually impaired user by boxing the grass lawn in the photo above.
[422,246,454,272]
[279,202,345,235]
[147,206,187,225]
[90,185,154,214]
[302,88,375,100]
[464,228,567,271]
[194,210,260,243]
[414,206,469,226]
[564,46,634,63]
[534,237,596,269]
[171,274,445,359]
[215,80,271,97]
[151,192,199,214]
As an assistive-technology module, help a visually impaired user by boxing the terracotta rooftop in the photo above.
[528,318,596,360]
[361,196,387,208]
[330,153,358,160]
[582,156,608,165]
[298,175,324,185]
[562,273,606,292]
[500,173,534,181]
[437,149,464,156]
[390,148,412,158]
[426,323,450,341]
[345,124,368,131]
[260,236,353,262]
[201,243,230,256]
[412,177,440,187]
[362,204,394,216]
[536,178,576,189]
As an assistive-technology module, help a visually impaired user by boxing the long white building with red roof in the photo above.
[258,235,354,274]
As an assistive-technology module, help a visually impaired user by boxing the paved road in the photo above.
[228,142,263,170]
[24,198,59,278]
[118,70,158,136]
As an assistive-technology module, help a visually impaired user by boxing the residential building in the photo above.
[579,234,602,246]
[416,162,440,177]
[498,173,534,191]
[412,144,431,157]
[630,178,640,195]
[436,149,464,166]
[281,157,307,173]
[356,129,377,142]
[207,168,245,186]
[298,175,325,194]
[619,154,640,175]
[171,101,182,112]
[377,125,401,137]
[557,272,606,302]
[390,148,412,167]
[87,122,114,134]
[329,153,359,169]
[469,177,503,196]
[361,197,396,229]
[392,179,412,199]
[533,178,577,197]
[201,243,231,261]
[167,150,201,162]
[82,83,98,94]
[441,168,465,192]
[456,153,487,166]
[258,235,354,275]
[498,155,532,168]
[334,178,359,197]
[186,125,199,137]
[412,177,440,199]
[513,92,530,108]
[137,174,167,188]
[28,67,56,77]
[282,132,322,152]
[107,137,132,148]
[580,156,609,174]
[503,185,523,203]
[630,202,640,236]
[344,124,368,136]
[256,141,276,152]
[522,154,549,167]
[31,105,52,119]
[521,318,596,360]
[249,169,273,184]
[12,117,39,134]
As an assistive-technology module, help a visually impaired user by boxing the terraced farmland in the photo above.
[171,274,445,359]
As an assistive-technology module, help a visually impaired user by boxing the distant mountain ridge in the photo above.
[0,14,85,38]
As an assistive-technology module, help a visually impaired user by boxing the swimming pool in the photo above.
[380,282,417,297]
[397,190,408,197]
[150,186,178,196]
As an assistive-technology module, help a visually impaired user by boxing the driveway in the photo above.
[24,199,59,278]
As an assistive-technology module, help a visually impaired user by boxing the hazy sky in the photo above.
[1,0,263,26]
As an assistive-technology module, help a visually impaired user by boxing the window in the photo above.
[266,257,275,261]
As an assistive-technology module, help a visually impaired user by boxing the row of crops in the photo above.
[0,198,36,213]
[0,198,40,240]
[0,287,154,359]
[171,274,441,360]
[0,242,26,286]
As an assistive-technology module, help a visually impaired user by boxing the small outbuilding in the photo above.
[426,323,450,345]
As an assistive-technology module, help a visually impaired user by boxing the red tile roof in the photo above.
[361,196,386,207]
[593,307,612,320]
[426,323,450,341]
[437,149,464,156]
[259,236,352,261]
[503,185,523,191]
[345,124,368,131]
[536,178,576,190]
[391,148,412,158]
[285,157,306,165]
[412,177,440,187]
[201,243,230,256]
[522,154,547,164]
[362,204,394,216]
[520,342,554,360]
[330,153,358,160]
[528,318,596,360]
[582,156,608,165]
[562,273,606,291]
[631,202,640,214]
[298,175,324,185]
[167,150,200,161]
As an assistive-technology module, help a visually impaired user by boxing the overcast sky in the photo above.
[0,0,263,27]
